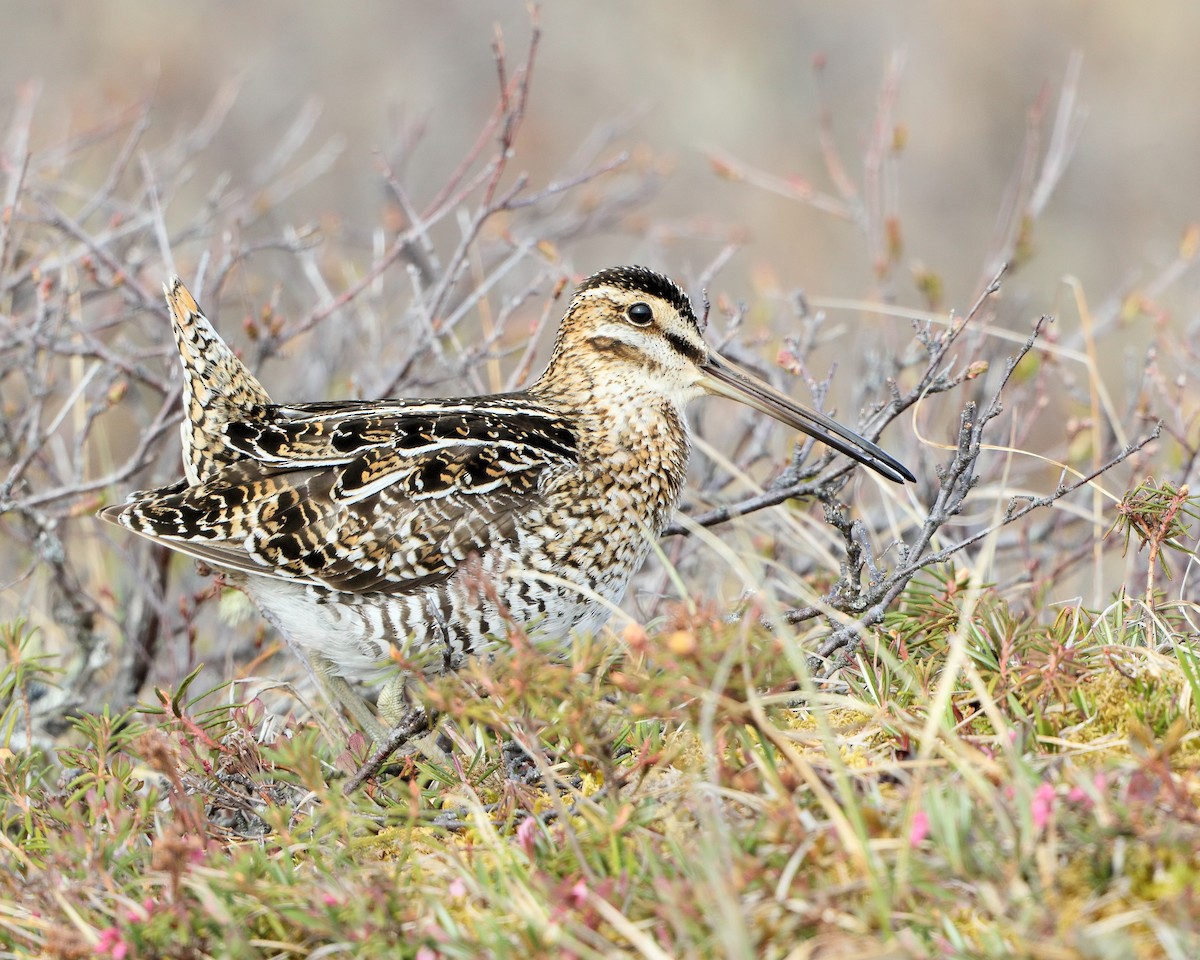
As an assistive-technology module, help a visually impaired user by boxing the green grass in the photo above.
[3,562,1199,959]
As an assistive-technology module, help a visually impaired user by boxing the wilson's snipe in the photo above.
[102,266,913,743]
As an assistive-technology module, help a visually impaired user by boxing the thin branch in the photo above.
[665,265,1007,537]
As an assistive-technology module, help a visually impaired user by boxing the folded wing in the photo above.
[101,398,579,595]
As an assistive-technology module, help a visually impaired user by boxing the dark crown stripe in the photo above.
[577,266,697,328]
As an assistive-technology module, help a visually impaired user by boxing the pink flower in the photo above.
[908,809,930,846]
[321,892,339,907]
[570,878,589,907]
[415,947,438,960]
[95,927,128,959]
[516,816,538,858]
[448,878,467,899]
[1068,772,1106,808]
[1031,782,1056,831]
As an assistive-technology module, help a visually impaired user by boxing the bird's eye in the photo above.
[626,301,653,326]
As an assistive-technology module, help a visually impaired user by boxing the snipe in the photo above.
[102,266,913,743]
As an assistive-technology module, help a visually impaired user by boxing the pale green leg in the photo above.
[375,673,411,729]
[313,656,446,762]
[376,672,449,764]
[310,654,388,745]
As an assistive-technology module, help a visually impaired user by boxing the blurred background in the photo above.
[5,1,1199,307]
[3,1,1198,725]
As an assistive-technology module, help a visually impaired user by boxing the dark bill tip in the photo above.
[699,351,915,485]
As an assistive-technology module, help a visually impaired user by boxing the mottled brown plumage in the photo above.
[102,266,913,742]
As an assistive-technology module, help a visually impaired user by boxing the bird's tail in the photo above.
[165,277,273,484]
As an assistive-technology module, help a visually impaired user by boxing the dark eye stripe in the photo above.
[663,330,706,366]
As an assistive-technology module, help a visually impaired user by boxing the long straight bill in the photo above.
[699,351,915,484]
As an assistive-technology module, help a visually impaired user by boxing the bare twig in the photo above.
[664,266,1008,537]
[798,311,1160,669]
[342,709,432,795]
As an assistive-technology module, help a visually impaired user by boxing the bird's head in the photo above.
[539,265,914,484]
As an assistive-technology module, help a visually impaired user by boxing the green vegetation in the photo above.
[3,548,1199,958]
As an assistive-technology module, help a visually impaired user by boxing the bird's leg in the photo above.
[340,673,448,793]
[377,672,448,765]
[309,654,388,745]
[375,673,411,730]
[310,658,441,792]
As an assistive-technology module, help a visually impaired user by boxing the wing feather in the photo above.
[102,402,578,594]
